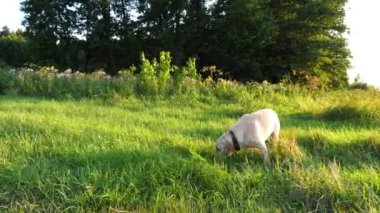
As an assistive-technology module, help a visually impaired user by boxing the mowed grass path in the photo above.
[0,92,379,211]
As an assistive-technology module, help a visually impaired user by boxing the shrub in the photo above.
[214,79,248,101]
[157,51,174,92]
[137,53,159,96]
[349,74,369,90]
[0,68,17,94]
[0,52,203,99]
[2,51,367,102]
[0,33,28,67]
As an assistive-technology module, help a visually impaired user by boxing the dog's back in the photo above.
[253,108,280,141]
[232,108,280,143]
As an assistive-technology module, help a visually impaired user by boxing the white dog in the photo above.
[216,108,280,166]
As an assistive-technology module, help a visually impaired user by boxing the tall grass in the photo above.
[0,52,379,211]
[0,51,311,104]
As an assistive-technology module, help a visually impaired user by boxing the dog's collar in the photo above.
[229,130,240,151]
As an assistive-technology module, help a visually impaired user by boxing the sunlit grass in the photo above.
[0,90,379,211]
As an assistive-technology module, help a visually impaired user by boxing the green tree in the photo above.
[268,0,350,87]
[0,26,28,67]
[211,0,278,81]
[111,0,139,69]
[209,0,350,86]
[135,0,187,59]
[19,0,350,87]
[21,0,82,67]
[182,0,212,66]
[79,0,117,73]
[21,0,59,65]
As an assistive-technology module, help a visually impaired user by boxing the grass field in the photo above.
[0,89,379,211]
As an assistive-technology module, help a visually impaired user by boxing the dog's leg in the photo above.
[258,142,271,167]
[272,122,280,142]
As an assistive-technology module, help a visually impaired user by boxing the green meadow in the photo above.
[0,0,374,211]
[0,86,379,211]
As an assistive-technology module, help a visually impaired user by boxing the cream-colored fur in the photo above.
[216,108,280,166]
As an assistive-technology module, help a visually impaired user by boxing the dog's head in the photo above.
[216,132,235,155]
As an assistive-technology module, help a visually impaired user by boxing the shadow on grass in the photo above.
[0,141,356,212]
[320,105,380,122]
[298,135,380,169]
[283,112,380,130]
[280,113,380,169]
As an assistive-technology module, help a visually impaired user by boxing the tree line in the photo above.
[0,0,350,87]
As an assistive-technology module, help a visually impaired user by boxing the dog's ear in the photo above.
[223,140,235,155]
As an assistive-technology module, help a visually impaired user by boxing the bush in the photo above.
[1,51,369,103]
[349,74,369,90]
[0,33,28,67]
[0,68,17,94]
[0,51,208,100]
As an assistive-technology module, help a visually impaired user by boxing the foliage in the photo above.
[0,51,209,99]
[18,0,350,87]
[211,0,278,81]
[268,0,351,87]
[349,74,370,90]
[0,27,28,67]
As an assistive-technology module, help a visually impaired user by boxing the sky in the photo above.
[344,0,380,87]
[0,0,379,87]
